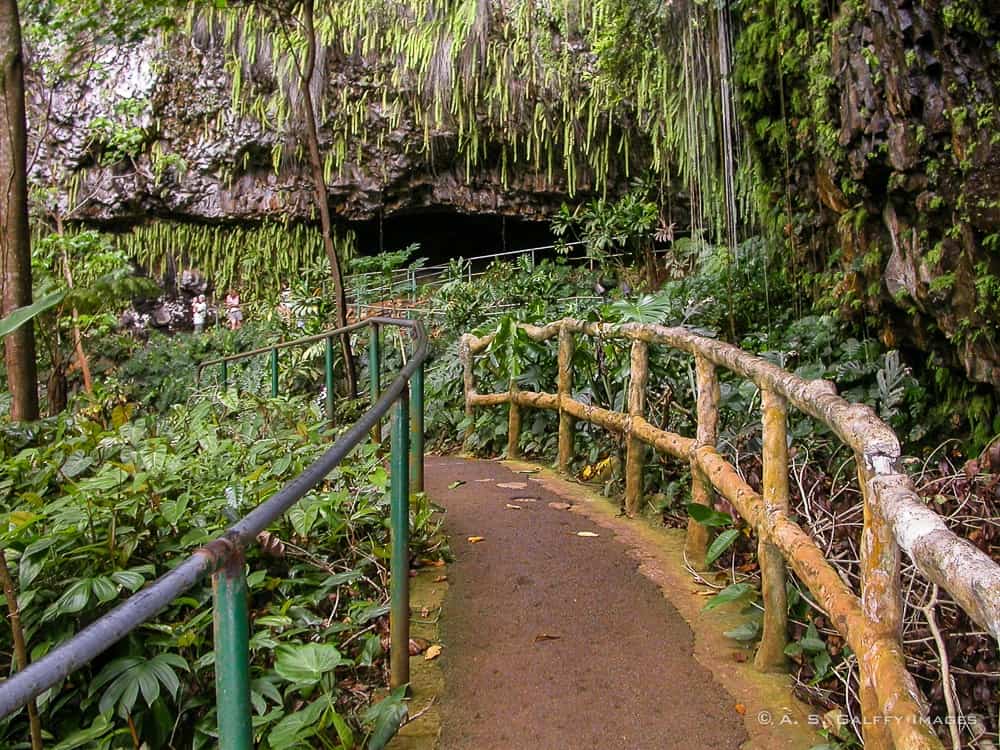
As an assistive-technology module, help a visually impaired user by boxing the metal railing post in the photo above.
[270,348,279,397]
[390,391,410,689]
[409,359,424,494]
[324,336,335,426]
[213,550,253,750]
[369,324,382,444]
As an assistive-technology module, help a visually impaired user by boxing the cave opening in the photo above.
[346,210,557,266]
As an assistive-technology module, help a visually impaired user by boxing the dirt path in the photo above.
[427,455,748,750]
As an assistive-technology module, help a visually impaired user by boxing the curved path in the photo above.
[426,456,748,750]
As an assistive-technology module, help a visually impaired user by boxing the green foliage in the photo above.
[0,389,443,747]
[552,191,657,265]
[116,221,354,303]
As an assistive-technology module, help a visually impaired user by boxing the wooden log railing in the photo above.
[460,318,1000,750]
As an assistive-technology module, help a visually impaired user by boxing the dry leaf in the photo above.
[511,496,538,502]
[514,468,541,474]
[575,531,599,537]
[505,503,522,510]
[448,480,465,489]
[257,530,286,557]
[496,482,528,489]
[734,703,747,715]
[409,637,430,655]
[534,633,561,642]
[467,536,486,544]
[548,502,572,510]
[417,558,446,567]
[424,644,443,661]
[433,575,448,583]
[474,478,494,483]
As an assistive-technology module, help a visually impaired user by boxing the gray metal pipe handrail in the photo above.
[0,317,428,726]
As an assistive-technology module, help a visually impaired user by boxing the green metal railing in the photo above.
[0,317,427,749]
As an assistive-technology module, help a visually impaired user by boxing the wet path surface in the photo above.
[426,455,747,750]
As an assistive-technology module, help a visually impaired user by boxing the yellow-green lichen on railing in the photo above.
[460,318,1000,750]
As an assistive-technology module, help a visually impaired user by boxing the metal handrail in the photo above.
[0,318,428,750]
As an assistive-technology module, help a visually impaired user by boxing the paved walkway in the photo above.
[426,456,747,750]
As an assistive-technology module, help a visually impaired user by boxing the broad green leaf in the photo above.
[705,529,740,566]
[111,569,148,592]
[686,503,734,528]
[271,453,292,477]
[50,713,115,750]
[274,643,344,686]
[330,707,355,749]
[60,451,94,478]
[91,576,119,603]
[703,583,754,611]
[268,698,326,747]
[289,499,320,537]
[799,624,827,653]
[45,579,92,620]
[0,289,66,338]
[364,686,408,750]
[724,620,761,642]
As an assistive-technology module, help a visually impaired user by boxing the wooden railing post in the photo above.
[624,339,648,516]
[755,388,789,672]
[507,379,522,459]
[858,458,904,749]
[460,335,475,448]
[686,355,719,568]
[557,324,575,473]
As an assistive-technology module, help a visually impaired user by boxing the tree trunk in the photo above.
[300,0,357,398]
[55,216,93,395]
[0,0,39,421]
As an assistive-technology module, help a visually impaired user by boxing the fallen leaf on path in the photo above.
[467,536,486,544]
[409,637,430,655]
[474,478,494,483]
[433,575,448,583]
[534,633,561,642]
[448,480,466,489]
[418,558,446,567]
[496,482,528,490]
[575,531,599,537]
[424,644,443,661]
[515,468,541,474]
[548,502,572,510]
[734,703,747,715]
[511,496,537,502]
[505,504,522,510]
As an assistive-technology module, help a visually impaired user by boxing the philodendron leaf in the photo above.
[274,643,344,686]
[705,528,740,566]
[703,582,754,611]
[364,686,408,750]
[686,503,734,528]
